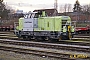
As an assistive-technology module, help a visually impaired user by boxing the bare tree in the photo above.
[64,4,67,13]
[0,1,10,19]
[59,5,64,13]
[67,4,72,12]
[82,4,90,20]
[64,4,72,15]
[59,4,72,13]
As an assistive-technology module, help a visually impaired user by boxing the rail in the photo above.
[0,40,90,60]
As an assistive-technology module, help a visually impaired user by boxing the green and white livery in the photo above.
[14,11,75,40]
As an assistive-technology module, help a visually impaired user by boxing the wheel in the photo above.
[35,36,42,41]
[22,36,29,40]
[48,37,53,42]
[48,37,58,42]
[59,35,69,40]
[41,36,47,41]
[22,36,26,39]
[59,36,62,41]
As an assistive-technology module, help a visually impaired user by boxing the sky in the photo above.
[3,0,90,12]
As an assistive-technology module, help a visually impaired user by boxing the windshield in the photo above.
[24,14,29,18]
[24,13,35,18]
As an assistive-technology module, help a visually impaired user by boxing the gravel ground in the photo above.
[0,50,60,60]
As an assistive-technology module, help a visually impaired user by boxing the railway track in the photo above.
[0,39,90,53]
[74,35,90,38]
[0,44,76,60]
[0,31,90,59]
[0,32,90,46]
[0,40,90,60]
